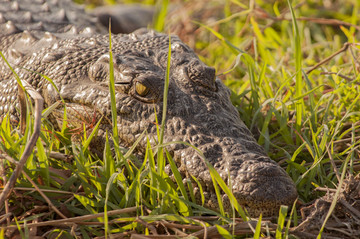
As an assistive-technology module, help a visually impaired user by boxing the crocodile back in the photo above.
[0,0,101,37]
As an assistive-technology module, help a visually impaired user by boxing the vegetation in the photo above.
[1,0,360,238]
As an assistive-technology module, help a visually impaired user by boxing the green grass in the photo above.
[1,0,360,238]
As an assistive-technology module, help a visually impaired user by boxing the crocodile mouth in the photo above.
[233,177,297,216]
[193,170,297,217]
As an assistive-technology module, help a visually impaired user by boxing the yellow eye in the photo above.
[135,82,150,97]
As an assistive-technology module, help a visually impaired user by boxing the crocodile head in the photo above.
[0,30,297,216]
[82,30,297,216]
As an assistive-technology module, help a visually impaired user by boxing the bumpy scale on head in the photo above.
[0,0,297,217]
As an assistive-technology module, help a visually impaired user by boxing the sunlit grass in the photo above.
[1,0,360,238]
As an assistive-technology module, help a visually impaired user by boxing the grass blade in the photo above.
[153,0,169,32]
[157,34,172,177]
[253,214,263,239]
[275,205,288,239]
[108,21,119,144]
[287,0,304,144]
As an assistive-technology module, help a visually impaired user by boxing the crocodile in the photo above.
[0,0,297,216]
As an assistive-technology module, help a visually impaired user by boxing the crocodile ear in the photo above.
[89,54,133,88]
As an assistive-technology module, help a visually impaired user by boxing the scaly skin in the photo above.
[0,0,297,216]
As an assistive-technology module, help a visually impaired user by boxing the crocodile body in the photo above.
[0,0,297,216]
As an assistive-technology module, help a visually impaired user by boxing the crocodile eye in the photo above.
[135,82,150,97]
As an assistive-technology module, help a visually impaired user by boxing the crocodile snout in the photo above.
[229,159,298,216]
